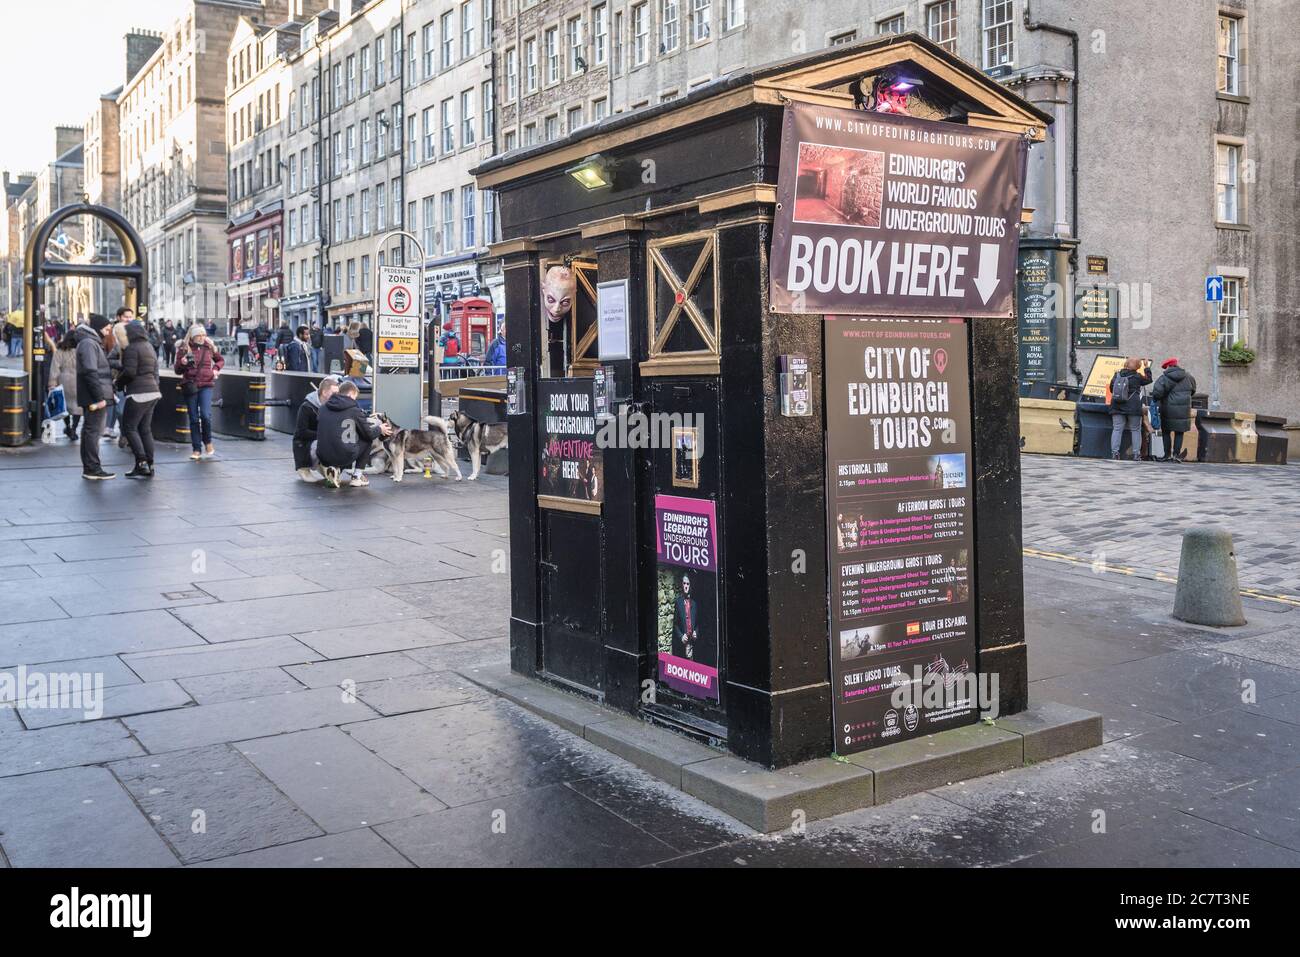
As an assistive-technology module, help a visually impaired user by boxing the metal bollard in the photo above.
[1173,526,1247,627]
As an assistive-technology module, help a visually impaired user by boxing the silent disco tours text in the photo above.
[770,102,1027,317]
[824,318,981,754]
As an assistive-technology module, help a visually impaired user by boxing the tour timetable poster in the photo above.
[654,495,720,702]
[825,318,979,753]
[537,379,604,503]
[770,102,1027,319]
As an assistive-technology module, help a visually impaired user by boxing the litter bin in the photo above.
[1254,415,1287,465]
[1196,410,1238,462]
[1075,399,1130,458]
[1,369,29,446]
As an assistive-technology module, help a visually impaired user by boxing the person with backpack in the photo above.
[1151,357,1197,463]
[1109,357,1153,461]
[309,322,324,372]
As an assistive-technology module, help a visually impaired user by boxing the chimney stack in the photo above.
[125,29,164,85]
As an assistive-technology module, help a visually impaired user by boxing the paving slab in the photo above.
[197,574,327,603]
[0,766,179,868]
[0,595,68,626]
[343,698,616,807]
[295,616,464,658]
[374,784,677,867]
[284,651,430,689]
[236,727,446,832]
[0,610,204,667]
[16,679,192,729]
[177,667,306,705]
[353,671,485,716]
[110,744,323,864]
[123,686,376,752]
[122,634,322,682]
[0,719,144,778]
[1128,708,1300,784]
[190,827,412,868]
[171,588,428,642]
[0,655,142,690]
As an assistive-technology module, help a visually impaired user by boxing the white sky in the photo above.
[0,0,191,174]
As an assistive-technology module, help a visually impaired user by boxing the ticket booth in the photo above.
[476,34,1049,768]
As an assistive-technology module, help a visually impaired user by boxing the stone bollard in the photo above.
[1173,526,1246,627]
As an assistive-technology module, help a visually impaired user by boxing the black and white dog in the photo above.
[369,413,462,482]
[448,410,508,480]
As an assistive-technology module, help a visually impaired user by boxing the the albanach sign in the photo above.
[770,103,1027,318]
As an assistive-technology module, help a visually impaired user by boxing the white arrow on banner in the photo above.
[972,243,1001,305]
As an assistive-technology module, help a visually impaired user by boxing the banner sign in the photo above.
[655,495,720,701]
[538,378,603,503]
[824,317,979,754]
[771,103,1027,318]
[1016,249,1057,382]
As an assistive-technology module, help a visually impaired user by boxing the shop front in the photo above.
[226,210,283,332]
[476,34,1049,768]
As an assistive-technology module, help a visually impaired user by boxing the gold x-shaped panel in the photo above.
[647,230,719,357]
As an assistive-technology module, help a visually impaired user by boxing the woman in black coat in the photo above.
[117,320,162,478]
[1151,358,1197,462]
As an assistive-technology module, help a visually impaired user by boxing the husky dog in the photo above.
[372,413,462,482]
[448,410,509,480]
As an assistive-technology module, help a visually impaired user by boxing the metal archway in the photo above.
[21,203,149,435]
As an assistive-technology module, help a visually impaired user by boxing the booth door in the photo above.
[540,509,605,692]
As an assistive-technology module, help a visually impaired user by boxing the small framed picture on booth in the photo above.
[672,427,700,489]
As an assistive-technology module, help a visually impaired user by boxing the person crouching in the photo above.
[314,380,392,488]
[293,376,340,482]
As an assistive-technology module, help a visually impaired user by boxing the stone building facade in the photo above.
[83,90,125,317]
[118,3,298,330]
[491,0,1298,422]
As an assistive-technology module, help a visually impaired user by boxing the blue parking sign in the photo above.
[1205,275,1224,301]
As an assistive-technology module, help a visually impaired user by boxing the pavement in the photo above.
[1,430,1298,867]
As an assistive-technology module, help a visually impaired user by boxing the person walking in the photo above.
[355,320,373,361]
[1109,357,1153,461]
[254,323,270,371]
[284,325,311,372]
[74,315,115,480]
[50,330,82,439]
[485,321,506,368]
[1151,357,1197,463]
[235,325,250,368]
[175,323,225,461]
[117,320,161,479]
[309,322,324,372]
[162,320,177,366]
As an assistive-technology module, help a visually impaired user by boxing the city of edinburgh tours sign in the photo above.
[770,102,1028,318]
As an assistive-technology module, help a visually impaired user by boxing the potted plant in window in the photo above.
[1218,342,1256,365]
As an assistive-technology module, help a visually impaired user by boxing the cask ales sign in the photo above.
[771,103,1027,318]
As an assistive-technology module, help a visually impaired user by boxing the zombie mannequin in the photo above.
[542,264,576,374]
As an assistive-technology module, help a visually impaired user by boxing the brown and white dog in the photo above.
[448,410,508,480]
[370,413,462,482]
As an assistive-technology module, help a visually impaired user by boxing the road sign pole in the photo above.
[1205,274,1222,411]
[1209,301,1221,411]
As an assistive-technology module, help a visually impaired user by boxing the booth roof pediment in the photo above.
[475,32,1051,191]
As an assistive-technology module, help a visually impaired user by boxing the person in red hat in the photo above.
[1151,358,1197,462]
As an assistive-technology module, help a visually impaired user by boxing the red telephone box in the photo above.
[448,297,494,358]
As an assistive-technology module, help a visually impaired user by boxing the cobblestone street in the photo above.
[0,435,1298,867]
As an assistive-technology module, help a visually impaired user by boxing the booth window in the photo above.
[540,258,599,378]
[642,230,720,376]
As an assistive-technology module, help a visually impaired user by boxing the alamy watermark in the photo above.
[0,667,104,720]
